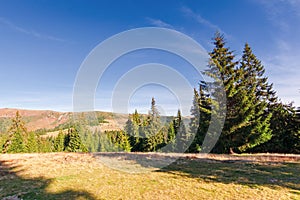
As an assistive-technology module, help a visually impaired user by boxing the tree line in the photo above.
[0,111,132,153]
[124,33,300,154]
[0,33,299,154]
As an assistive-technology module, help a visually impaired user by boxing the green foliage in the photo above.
[129,110,144,152]
[105,130,131,152]
[37,137,53,153]
[64,128,88,152]
[26,132,39,153]
[2,111,27,153]
[187,33,300,154]
[232,43,273,152]
[253,103,300,153]
[173,110,189,152]
[188,83,211,153]
[5,131,25,153]
[54,130,65,152]
[98,132,116,152]
[0,134,8,153]
[197,33,276,153]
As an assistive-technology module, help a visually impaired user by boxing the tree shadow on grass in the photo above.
[93,152,300,193]
[158,157,300,192]
[0,159,96,200]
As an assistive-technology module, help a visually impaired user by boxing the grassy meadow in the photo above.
[0,153,299,200]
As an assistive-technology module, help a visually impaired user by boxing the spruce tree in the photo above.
[2,111,27,153]
[189,81,212,153]
[26,132,39,153]
[205,32,240,153]
[5,131,25,153]
[167,121,176,151]
[37,137,53,153]
[235,43,273,152]
[254,103,300,153]
[174,110,189,152]
[142,98,162,152]
[189,88,200,135]
[65,128,88,152]
[117,131,132,152]
[54,130,65,152]
[204,33,274,153]
[125,110,143,152]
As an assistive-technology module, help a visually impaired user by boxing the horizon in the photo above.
[1,0,299,115]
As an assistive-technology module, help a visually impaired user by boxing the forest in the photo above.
[1,33,299,155]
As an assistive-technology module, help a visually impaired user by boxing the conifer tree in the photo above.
[167,121,176,151]
[26,132,39,153]
[235,43,273,152]
[125,110,143,151]
[116,131,131,152]
[2,111,27,153]
[205,32,240,153]
[65,128,88,152]
[173,110,189,152]
[5,131,25,153]
[253,103,300,153]
[54,130,65,152]
[37,137,53,153]
[142,98,162,152]
[148,97,161,132]
[189,88,200,135]
[204,33,274,153]
[98,131,116,152]
[188,82,212,152]
[205,37,275,153]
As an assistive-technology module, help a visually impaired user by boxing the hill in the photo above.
[0,108,129,134]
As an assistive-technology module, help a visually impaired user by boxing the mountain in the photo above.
[0,108,128,133]
[0,108,190,135]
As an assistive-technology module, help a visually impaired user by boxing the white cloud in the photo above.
[262,41,300,106]
[255,0,300,31]
[146,18,173,28]
[249,0,300,106]
[182,6,232,37]
[181,7,219,30]
[0,17,66,42]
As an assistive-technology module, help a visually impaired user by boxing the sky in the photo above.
[0,0,299,116]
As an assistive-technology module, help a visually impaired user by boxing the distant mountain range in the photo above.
[0,108,191,135]
[0,108,128,133]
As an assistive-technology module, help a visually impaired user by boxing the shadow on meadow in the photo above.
[0,159,96,200]
[93,152,300,193]
[158,157,300,192]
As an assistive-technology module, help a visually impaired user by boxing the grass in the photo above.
[0,153,299,200]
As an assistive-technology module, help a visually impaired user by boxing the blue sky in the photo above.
[0,0,299,115]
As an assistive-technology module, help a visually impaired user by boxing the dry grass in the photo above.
[0,153,299,200]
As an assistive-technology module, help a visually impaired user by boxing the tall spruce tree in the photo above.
[2,111,27,153]
[235,43,273,152]
[204,33,275,153]
[189,88,200,135]
[205,32,240,153]
[189,82,212,153]
[174,110,189,152]
[142,98,162,152]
